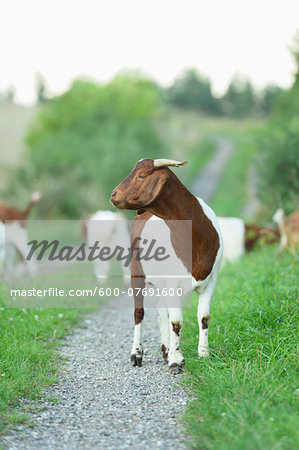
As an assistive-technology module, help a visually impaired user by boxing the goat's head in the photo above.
[111,158,187,211]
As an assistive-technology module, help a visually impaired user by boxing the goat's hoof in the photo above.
[130,354,142,367]
[198,348,210,359]
[169,362,184,375]
[161,344,169,364]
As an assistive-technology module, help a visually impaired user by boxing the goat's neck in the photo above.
[22,201,35,219]
[147,173,220,281]
[147,174,200,222]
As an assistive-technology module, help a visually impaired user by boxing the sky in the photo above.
[1,0,299,105]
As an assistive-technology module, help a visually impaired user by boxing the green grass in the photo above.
[182,246,299,449]
[0,285,83,433]
[178,114,298,447]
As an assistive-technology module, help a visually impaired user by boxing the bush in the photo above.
[255,124,299,217]
[4,74,168,218]
[255,33,299,219]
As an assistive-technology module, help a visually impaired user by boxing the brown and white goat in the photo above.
[0,192,41,224]
[0,192,42,275]
[273,208,299,253]
[111,158,223,374]
[244,224,280,252]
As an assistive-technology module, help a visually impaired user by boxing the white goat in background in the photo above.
[217,216,280,265]
[0,221,37,278]
[83,210,131,285]
[216,216,245,264]
[0,192,42,278]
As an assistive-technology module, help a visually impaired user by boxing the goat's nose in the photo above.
[111,190,117,198]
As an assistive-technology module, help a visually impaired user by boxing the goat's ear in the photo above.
[137,170,169,206]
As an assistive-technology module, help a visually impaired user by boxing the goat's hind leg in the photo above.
[168,302,184,374]
[197,278,217,358]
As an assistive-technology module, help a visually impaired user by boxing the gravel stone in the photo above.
[1,303,188,449]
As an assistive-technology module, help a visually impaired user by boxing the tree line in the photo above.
[1,70,283,119]
[165,69,283,117]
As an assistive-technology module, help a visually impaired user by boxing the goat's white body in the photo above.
[139,197,223,292]
[86,210,130,284]
[131,197,223,366]
[0,221,37,277]
[217,216,245,264]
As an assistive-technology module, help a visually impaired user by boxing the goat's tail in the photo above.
[23,191,42,218]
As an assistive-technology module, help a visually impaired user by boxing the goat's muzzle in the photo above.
[110,190,125,209]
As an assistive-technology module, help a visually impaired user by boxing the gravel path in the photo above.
[1,302,188,449]
[191,136,234,202]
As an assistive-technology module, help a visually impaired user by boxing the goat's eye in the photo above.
[138,175,145,180]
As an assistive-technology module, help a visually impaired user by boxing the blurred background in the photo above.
[0,0,298,222]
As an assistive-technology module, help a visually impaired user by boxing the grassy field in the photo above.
[182,247,299,449]
[0,286,83,434]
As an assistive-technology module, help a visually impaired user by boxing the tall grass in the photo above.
[0,286,83,433]
[182,246,299,449]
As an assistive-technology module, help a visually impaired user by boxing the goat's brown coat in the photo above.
[130,212,152,324]
[113,160,220,283]
[280,211,299,252]
[244,224,280,251]
[145,169,220,281]
[0,197,40,224]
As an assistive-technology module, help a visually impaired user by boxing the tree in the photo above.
[260,85,283,116]
[221,77,256,117]
[7,74,168,218]
[166,69,221,115]
[255,31,299,217]
[35,72,49,103]
[291,30,299,87]
[4,85,15,103]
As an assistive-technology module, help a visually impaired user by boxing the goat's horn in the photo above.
[153,159,188,168]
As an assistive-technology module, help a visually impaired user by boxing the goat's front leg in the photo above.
[131,276,145,367]
[197,279,217,358]
[168,305,184,374]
